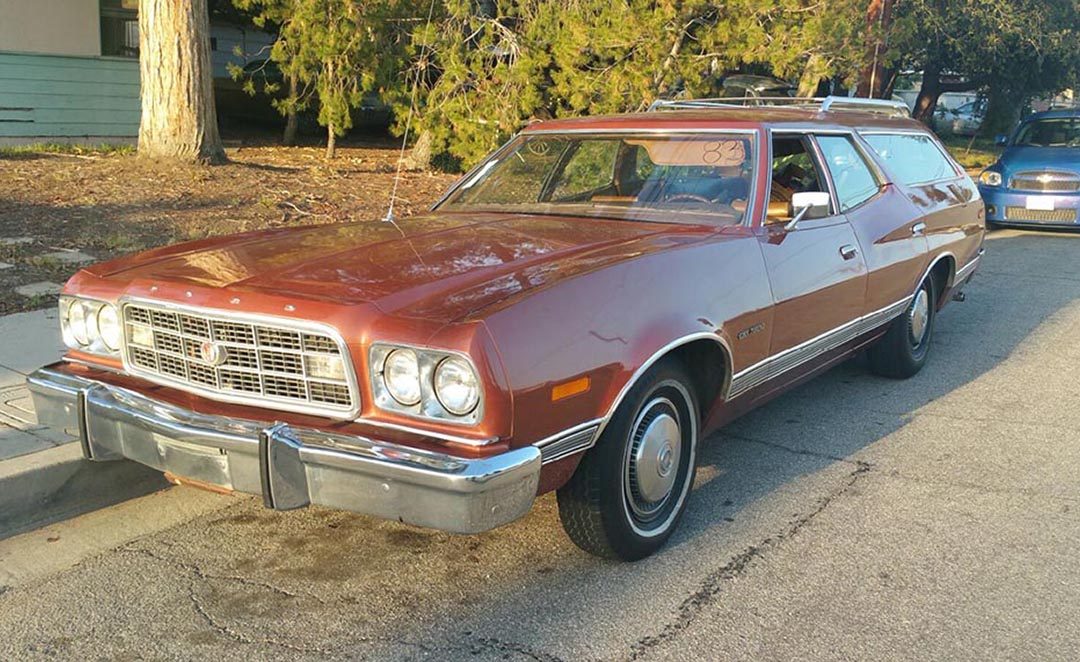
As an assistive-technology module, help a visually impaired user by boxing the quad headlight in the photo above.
[60,296,122,356]
[433,356,481,415]
[370,344,482,423]
[383,348,422,406]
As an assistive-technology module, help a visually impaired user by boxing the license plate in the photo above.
[1026,196,1055,211]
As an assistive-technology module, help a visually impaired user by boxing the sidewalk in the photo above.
[0,309,166,538]
[0,309,73,460]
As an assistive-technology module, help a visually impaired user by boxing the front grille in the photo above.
[1010,171,1080,193]
[1004,207,1078,224]
[122,302,357,417]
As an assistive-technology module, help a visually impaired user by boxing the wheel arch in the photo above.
[922,252,956,309]
[593,333,733,443]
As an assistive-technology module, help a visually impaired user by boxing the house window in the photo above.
[101,0,139,58]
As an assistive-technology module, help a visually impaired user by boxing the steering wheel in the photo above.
[664,193,713,205]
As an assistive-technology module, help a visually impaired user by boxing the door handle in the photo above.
[839,244,858,260]
[912,222,927,236]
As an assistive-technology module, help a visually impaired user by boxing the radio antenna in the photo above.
[383,0,437,228]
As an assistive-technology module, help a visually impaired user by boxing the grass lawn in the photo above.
[939,134,1001,172]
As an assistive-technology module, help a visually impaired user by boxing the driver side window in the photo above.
[768,135,830,223]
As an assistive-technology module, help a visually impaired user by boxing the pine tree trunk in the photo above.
[137,0,225,163]
[796,54,827,98]
[912,61,943,123]
[404,129,433,170]
[325,122,336,159]
[283,74,299,146]
[856,0,893,98]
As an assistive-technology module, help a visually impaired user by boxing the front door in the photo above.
[747,133,867,394]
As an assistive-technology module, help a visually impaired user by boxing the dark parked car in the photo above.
[979,109,1080,228]
[720,75,797,101]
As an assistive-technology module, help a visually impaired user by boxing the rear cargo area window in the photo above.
[863,133,958,186]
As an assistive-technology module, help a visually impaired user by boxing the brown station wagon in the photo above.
[30,97,985,560]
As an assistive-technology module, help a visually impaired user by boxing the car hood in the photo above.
[85,213,694,322]
[999,145,1080,176]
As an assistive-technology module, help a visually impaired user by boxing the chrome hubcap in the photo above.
[909,288,930,346]
[626,400,682,517]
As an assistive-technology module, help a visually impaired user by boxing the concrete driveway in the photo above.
[1,228,1079,661]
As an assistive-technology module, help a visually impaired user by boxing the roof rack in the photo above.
[648,95,911,119]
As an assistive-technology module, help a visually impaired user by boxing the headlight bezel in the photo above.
[59,295,122,358]
[979,170,1003,188]
[369,343,483,425]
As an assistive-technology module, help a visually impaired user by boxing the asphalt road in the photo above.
[2,228,1079,661]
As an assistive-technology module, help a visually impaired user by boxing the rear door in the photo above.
[861,130,983,286]
[817,133,929,315]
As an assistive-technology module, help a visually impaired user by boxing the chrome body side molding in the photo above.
[727,296,911,399]
[533,419,602,464]
[955,249,983,283]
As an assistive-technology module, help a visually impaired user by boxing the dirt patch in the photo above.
[0,142,459,315]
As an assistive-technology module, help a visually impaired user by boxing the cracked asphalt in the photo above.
[2,228,1080,661]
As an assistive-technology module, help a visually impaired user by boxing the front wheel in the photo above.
[867,276,937,379]
[557,358,699,561]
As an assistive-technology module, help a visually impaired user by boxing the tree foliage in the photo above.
[887,0,1080,126]
[230,0,1080,164]
[234,0,407,157]
[406,0,868,168]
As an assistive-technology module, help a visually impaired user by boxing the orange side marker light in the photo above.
[552,376,590,402]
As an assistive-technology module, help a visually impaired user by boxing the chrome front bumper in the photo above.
[27,365,541,534]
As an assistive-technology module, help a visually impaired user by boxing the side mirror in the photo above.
[995,134,1008,146]
[785,191,832,231]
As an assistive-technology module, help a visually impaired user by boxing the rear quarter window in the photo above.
[862,132,959,186]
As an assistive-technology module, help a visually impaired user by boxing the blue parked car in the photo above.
[978,109,1080,228]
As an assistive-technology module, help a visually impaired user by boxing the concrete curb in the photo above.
[0,443,168,539]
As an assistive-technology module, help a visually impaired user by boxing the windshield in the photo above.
[1014,118,1080,148]
[440,133,757,226]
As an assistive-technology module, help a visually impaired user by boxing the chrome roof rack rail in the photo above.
[819,96,910,118]
[649,95,911,119]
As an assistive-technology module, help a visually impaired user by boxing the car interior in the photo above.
[549,137,755,223]
[767,136,829,223]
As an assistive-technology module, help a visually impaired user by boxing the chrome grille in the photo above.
[1010,171,1080,193]
[122,302,358,416]
[1005,207,1078,224]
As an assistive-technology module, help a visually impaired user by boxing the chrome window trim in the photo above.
[118,297,362,420]
[765,129,842,222]
[434,128,761,229]
[813,133,886,213]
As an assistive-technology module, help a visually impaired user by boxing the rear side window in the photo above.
[815,135,881,212]
[862,133,958,185]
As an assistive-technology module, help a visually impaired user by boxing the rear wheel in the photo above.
[867,276,937,379]
[557,359,699,561]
